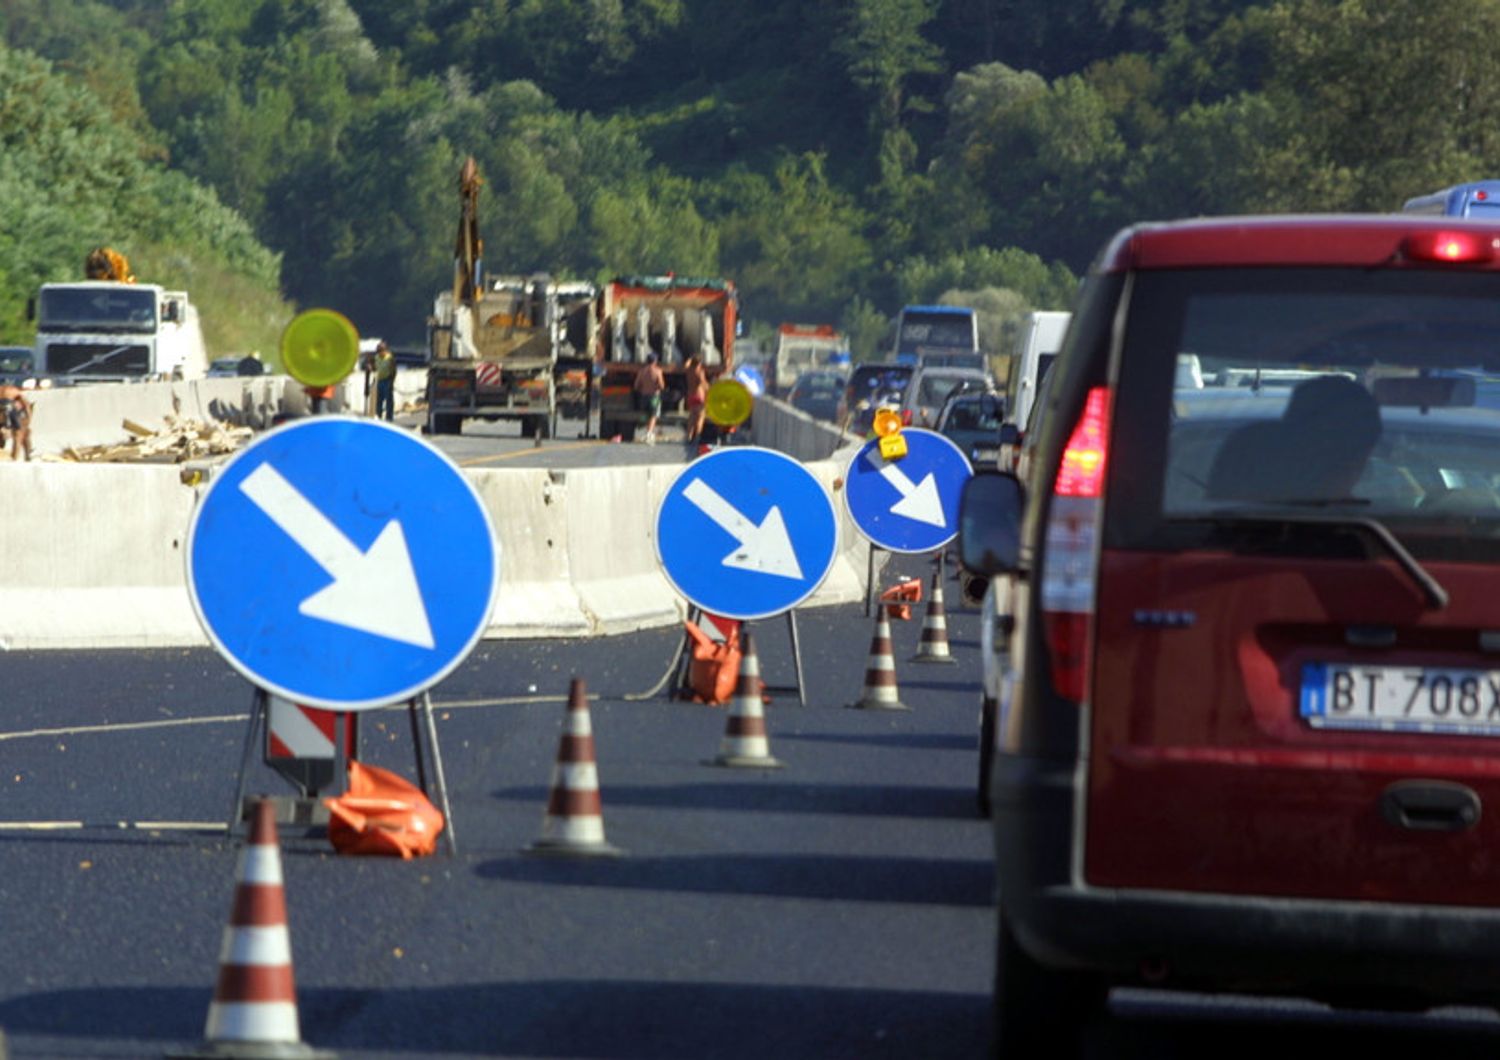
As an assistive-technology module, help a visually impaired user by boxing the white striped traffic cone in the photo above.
[911,569,957,664]
[848,606,910,710]
[169,798,334,1059]
[709,633,784,768]
[525,677,622,857]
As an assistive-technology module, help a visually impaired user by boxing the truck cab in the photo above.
[32,281,206,382]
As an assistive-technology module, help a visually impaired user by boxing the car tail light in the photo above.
[902,408,913,426]
[1403,230,1497,264]
[1040,386,1111,701]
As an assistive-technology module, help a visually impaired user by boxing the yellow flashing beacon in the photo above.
[872,406,907,460]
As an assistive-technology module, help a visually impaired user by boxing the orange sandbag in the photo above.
[323,761,445,858]
[684,619,742,706]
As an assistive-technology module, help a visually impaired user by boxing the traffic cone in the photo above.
[709,633,784,768]
[169,799,334,1059]
[525,677,622,857]
[911,568,957,664]
[848,606,910,711]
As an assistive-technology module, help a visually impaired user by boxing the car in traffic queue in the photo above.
[786,368,848,422]
[838,361,915,436]
[0,346,34,384]
[900,364,992,430]
[934,387,1005,468]
[958,214,1500,1052]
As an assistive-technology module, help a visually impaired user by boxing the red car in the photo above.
[959,215,1500,1051]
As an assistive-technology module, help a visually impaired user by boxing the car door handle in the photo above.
[1379,780,1481,833]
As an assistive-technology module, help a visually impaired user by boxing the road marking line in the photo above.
[0,694,579,743]
[0,714,249,743]
[0,821,228,832]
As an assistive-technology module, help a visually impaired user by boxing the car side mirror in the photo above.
[959,471,1024,575]
[162,301,180,323]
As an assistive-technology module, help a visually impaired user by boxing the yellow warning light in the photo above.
[872,406,907,459]
[705,378,753,427]
[872,406,902,437]
[280,308,360,388]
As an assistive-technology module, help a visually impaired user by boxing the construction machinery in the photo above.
[424,158,595,437]
[592,275,738,441]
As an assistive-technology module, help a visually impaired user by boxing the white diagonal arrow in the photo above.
[682,477,804,580]
[865,448,946,527]
[239,462,436,649]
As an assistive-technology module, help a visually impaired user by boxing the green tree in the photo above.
[835,0,945,131]
[712,154,873,323]
[1254,0,1500,209]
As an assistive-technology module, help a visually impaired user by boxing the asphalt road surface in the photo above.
[3,555,1500,1058]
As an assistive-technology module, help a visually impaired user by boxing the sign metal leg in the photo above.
[408,698,429,795]
[786,609,807,707]
[415,692,458,856]
[228,688,268,836]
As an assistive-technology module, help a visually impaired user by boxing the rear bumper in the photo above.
[994,753,1500,1000]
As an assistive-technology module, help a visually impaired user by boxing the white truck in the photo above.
[32,280,208,382]
[1003,310,1070,440]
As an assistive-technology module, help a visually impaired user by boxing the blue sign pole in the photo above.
[655,447,838,621]
[187,417,500,711]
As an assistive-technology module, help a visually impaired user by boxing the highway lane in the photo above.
[0,557,995,1059]
[398,409,706,471]
[4,548,1500,1055]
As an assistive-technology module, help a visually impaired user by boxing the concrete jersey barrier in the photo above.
[0,446,875,650]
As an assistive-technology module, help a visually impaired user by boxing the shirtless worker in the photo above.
[0,383,33,461]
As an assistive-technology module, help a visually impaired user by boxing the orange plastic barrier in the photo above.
[323,761,445,859]
[683,618,742,705]
[880,578,924,621]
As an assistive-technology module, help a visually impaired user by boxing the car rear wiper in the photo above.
[1173,510,1449,611]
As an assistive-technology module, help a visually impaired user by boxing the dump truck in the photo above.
[423,156,596,437]
[30,247,208,382]
[592,275,737,441]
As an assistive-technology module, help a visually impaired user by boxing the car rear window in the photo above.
[847,365,914,403]
[1107,268,1500,562]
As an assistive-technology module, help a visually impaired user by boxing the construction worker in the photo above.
[684,353,708,442]
[633,354,666,444]
[304,383,335,415]
[374,341,397,421]
[0,382,33,461]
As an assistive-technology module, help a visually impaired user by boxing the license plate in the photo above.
[1300,662,1500,736]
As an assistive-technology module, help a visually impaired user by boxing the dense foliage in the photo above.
[2,0,1496,358]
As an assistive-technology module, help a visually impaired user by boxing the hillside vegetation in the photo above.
[2,0,1496,358]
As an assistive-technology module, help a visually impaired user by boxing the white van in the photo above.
[1003,310,1070,435]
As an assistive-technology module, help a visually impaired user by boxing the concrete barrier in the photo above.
[747,395,856,464]
[0,378,881,650]
[0,443,875,649]
[27,374,362,455]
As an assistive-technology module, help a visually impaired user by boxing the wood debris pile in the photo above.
[61,416,254,463]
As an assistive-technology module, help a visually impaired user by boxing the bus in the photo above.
[1401,180,1500,217]
[893,305,980,368]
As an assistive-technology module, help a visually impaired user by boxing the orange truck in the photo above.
[591,275,738,441]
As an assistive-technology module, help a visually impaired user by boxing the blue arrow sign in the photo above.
[186,417,499,711]
[655,447,838,621]
[844,428,974,553]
